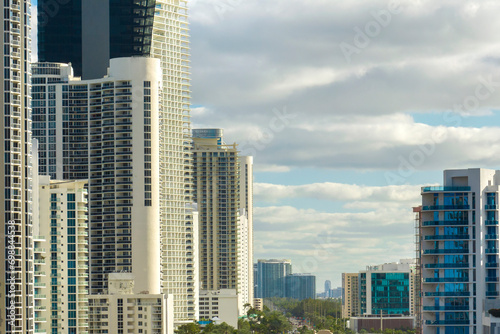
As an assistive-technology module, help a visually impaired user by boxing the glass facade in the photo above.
[421,183,478,334]
[109,0,156,57]
[370,272,410,315]
[38,0,83,76]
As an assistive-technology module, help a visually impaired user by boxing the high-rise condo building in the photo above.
[0,0,34,333]
[192,129,253,312]
[255,259,292,298]
[32,57,165,295]
[285,274,316,300]
[342,273,359,318]
[33,178,89,334]
[420,168,500,334]
[37,0,195,321]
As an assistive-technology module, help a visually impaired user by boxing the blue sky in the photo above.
[33,0,500,290]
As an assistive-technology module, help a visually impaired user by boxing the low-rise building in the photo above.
[199,289,239,328]
[88,273,174,334]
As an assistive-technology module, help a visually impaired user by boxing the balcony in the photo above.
[423,306,469,311]
[424,249,469,254]
[423,220,469,226]
[424,263,469,269]
[422,186,471,193]
[486,248,499,254]
[424,278,469,283]
[486,220,499,226]
[424,235,469,240]
[486,205,499,210]
[424,291,470,297]
[425,320,469,325]
[422,205,470,211]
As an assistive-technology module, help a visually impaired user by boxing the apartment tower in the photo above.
[33,178,89,334]
[37,0,195,321]
[0,0,34,333]
[342,273,359,318]
[420,168,500,334]
[255,259,292,298]
[192,129,253,311]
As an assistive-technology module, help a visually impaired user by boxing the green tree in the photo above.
[204,322,236,334]
[175,322,201,334]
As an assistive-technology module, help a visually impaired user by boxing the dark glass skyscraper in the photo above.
[38,0,82,76]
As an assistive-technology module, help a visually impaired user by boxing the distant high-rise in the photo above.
[255,259,292,298]
[37,0,195,321]
[192,129,253,311]
[420,168,500,334]
[285,274,316,300]
[325,280,332,293]
[0,1,34,333]
[342,273,359,318]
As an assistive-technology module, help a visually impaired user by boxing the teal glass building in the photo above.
[420,168,500,334]
[358,260,413,317]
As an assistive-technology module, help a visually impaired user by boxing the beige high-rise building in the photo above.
[0,0,34,333]
[192,129,253,313]
[342,273,359,318]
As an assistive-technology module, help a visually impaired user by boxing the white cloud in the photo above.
[254,182,422,203]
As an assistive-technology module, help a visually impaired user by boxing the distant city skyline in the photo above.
[32,0,500,289]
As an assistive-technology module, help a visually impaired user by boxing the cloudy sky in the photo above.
[188,0,500,289]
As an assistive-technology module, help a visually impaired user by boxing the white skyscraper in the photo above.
[0,0,34,333]
[420,168,500,334]
[32,57,167,295]
[33,178,89,334]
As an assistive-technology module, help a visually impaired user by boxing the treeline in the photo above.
[268,297,348,332]
[175,304,291,334]
[269,297,342,318]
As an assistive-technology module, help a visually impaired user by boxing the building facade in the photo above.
[342,273,359,318]
[255,259,292,298]
[37,0,195,321]
[192,129,253,312]
[359,260,414,316]
[88,273,174,334]
[32,57,167,296]
[0,0,34,333]
[199,289,239,328]
[285,274,316,300]
[420,168,500,334]
[34,178,89,334]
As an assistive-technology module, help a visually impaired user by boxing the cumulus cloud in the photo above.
[254,204,416,286]
[254,182,422,203]
[187,0,500,285]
